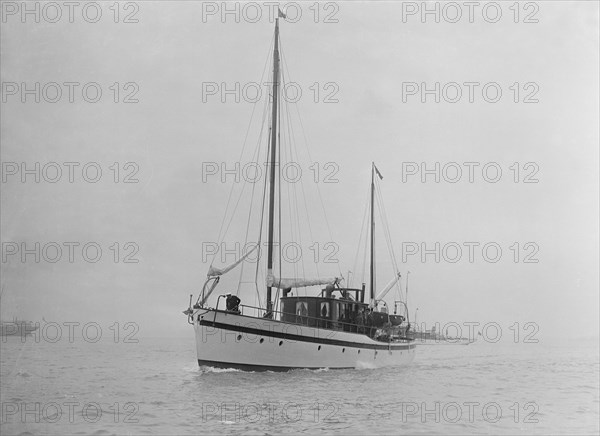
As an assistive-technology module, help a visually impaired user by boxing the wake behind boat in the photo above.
[183,15,416,371]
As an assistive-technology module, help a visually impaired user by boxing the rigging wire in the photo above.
[361,194,370,289]
[280,57,307,287]
[352,185,371,288]
[374,176,405,302]
[209,31,275,269]
[280,79,302,286]
[280,42,343,281]
[253,121,270,310]
[280,37,325,295]
[237,91,271,296]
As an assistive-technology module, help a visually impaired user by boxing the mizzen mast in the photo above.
[370,163,376,307]
[370,162,383,308]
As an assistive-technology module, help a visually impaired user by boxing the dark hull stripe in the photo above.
[198,359,353,372]
[198,320,416,351]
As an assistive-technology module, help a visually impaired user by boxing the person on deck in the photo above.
[226,294,241,314]
[366,308,374,337]
[321,303,329,329]
[357,309,365,334]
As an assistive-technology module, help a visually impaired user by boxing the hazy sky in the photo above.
[1,1,598,340]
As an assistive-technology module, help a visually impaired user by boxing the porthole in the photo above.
[358,350,361,354]
[236,334,242,341]
[318,345,321,351]
[342,348,345,353]
[259,338,264,344]
[278,341,283,346]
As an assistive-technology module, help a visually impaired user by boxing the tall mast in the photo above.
[370,162,375,307]
[266,18,280,317]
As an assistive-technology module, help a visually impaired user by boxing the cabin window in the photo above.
[296,302,308,317]
[320,302,330,318]
[338,303,346,323]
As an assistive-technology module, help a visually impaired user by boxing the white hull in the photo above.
[192,309,416,371]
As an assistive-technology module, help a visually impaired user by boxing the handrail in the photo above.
[394,300,410,325]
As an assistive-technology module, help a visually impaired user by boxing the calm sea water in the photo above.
[1,335,598,435]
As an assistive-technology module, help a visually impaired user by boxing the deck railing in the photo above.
[209,295,402,338]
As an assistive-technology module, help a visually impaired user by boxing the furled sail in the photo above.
[207,244,258,277]
[266,272,340,289]
[374,272,402,302]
